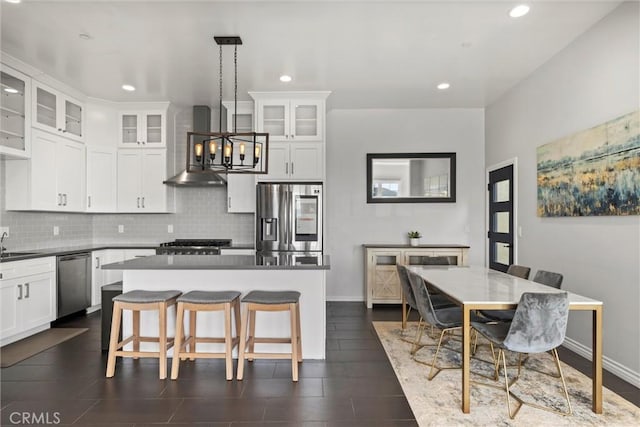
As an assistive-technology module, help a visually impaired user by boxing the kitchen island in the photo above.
[103,254,330,359]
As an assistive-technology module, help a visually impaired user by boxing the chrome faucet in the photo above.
[0,231,7,258]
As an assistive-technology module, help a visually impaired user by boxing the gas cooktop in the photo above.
[156,239,232,255]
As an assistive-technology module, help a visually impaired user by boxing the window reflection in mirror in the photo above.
[366,153,456,203]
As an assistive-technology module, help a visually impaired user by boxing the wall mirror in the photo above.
[366,153,456,203]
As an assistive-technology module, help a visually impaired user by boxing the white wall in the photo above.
[486,2,639,384]
[325,108,485,300]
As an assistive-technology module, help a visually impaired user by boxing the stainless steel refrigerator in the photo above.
[256,182,323,253]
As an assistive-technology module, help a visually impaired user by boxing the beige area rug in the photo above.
[373,321,640,426]
[0,328,88,368]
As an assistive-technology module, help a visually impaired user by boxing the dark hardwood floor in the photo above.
[1,302,637,426]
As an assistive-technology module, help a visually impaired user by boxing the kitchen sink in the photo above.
[0,251,40,258]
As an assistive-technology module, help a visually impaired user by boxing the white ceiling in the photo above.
[0,0,622,109]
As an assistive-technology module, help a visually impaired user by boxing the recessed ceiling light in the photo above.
[79,33,92,40]
[121,84,136,92]
[437,82,451,90]
[279,75,292,83]
[5,0,22,4]
[3,87,19,94]
[509,4,530,18]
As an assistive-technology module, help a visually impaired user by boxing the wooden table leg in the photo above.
[462,305,471,413]
[593,306,603,413]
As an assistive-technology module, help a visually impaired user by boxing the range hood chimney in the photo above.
[164,106,227,186]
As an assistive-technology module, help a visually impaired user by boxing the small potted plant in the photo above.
[407,231,422,247]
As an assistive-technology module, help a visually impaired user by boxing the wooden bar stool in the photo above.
[237,290,302,381]
[170,290,241,381]
[106,290,181,379]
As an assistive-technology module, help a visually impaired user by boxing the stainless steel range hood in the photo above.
[164,105,227,187]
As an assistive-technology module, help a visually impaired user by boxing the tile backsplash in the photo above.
[0,106,255,251]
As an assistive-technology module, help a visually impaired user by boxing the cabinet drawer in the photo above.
[0,257,55,280]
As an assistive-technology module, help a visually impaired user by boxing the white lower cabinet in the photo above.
[0,257,56,346]
[117,149,168,212]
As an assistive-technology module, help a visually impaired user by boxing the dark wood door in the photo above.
[488,164,514,272]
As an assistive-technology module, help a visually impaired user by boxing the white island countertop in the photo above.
[102,254,330,270]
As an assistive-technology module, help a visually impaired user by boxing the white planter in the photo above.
[410,238,420,247]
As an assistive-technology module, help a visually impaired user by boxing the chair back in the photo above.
[406,270,439,327]
[396,265,418,310]
[506,264,531,280]
[532,270,563,289]
[504,292,569,353]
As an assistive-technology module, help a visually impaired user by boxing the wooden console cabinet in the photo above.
[363,244,469,308]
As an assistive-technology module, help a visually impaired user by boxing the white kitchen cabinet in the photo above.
[5,129,85,212]
[117,149,168,212]
[119,110,166,148]
[86,146,117,212]
[0,65,31,159]
[227,174,256,213]
[222,101,257,213]
[254,98,324,142]
[32,80,84,142]
[91,250,108,307]
[0,257,56,346]
[261,142,324,181]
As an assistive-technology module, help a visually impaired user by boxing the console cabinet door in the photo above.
[367,250,403,307]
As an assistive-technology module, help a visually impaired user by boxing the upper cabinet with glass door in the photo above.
[118,110,166,148]
[0,65,31,158]
[250,92,330,142]
[31,80,84,142]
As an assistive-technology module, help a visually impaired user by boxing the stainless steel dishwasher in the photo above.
[57,252,91,318]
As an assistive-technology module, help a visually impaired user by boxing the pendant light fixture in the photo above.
[189,36,268,175]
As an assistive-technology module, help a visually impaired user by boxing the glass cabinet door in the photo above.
[35,86,57,130]
[260,101,289,141]
[1,69,29,156]
[121,114,139,145]
[64,99,82,138]
[144,113,162,144]
[292,101,322,141]
[371,251,402,300]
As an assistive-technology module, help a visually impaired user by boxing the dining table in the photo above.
[407,265,604,414]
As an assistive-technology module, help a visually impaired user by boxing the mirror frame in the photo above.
[366,152,456,203]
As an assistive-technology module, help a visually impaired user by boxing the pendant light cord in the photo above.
[218,44,223,133]
[234,44,238,133]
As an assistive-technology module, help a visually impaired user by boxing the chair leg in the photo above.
[170,303,186,380]
[158,302,168,380]
[106,302,122,378]
[553,348,573,415]
[224,303,234,381]
[410,319,425,355]
[189,310,197,361]
[236,305,249,380]
[427,329,447,380]
[295,302,302,363]
[290,303,299,382]
[132,310,140,359]
[233,298,241,342]
[248,309,256,361]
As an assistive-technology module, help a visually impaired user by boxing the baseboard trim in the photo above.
[327,296,364,302]
[563,337,640,388]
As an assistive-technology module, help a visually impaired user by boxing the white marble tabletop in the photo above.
[407,265,602,306]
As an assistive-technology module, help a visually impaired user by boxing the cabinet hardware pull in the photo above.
[291,162,294,175]
[137,197,140,208]
[228,196,231,209]
[63,194,67,206]
[62,129,67,133]
[25,283,29,298]
[141,197,145,208]
[285,162,288,174]
[58,193,62,206]
[57,128,62,131]
[88,196,91,208]
[17,284,22,300]
[95,257,100,268]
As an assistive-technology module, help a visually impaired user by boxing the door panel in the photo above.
[488,164,514,272]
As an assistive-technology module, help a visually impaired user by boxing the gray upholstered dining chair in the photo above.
[481,267,562,322]
[472,292,572,419]
[397,265,456,352]
[407,270,486,380]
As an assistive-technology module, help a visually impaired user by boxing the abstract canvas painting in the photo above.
[537,110,640,217]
